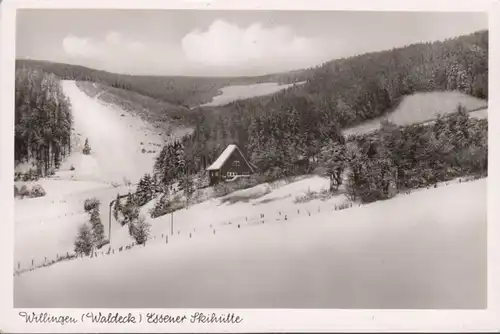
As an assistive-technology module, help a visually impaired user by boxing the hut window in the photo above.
[232,160,240,167]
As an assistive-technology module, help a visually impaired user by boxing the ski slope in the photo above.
[60,80,164,184]
[15,178,486,309]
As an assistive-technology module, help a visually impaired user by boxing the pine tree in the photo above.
[82,138,91,155]
[181,171,195,206]
[121,193,139,226]
[113,193,122,221]
[318,140,347,192]
[89,207,106,248]
[453,104,470,149]
[135,173,155,206]
[174,141,186,178]
[135,175,147,206]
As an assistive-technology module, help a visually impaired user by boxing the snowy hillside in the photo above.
[14,80,167,269]
[15,178,486,309]
[60,80,165,184]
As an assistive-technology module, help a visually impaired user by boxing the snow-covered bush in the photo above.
[30,184,46,198]
[74,223,94,256]
[213,177,259,198]
[18,185,30,199]
[128,215,151,245]
[84,197,100,213]
[150,194,172,218]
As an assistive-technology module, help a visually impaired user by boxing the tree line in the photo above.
[16,59,307,108]
[331,106,487,203]
[15,67,73,177]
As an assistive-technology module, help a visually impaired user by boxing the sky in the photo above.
[16,9,487,77]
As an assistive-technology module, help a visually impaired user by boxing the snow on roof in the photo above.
[206,144,255,172]
[207,145,236,171]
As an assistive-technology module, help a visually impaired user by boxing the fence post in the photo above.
[31,259,34,267]
[166,235,168,244]
[171,212,174,236]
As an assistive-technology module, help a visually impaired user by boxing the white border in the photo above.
[1,0,499,332]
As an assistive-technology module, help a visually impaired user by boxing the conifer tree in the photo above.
[318,140,347,192]
[82,138,91,155]
[113,193,122,221]
[89,206,106,248]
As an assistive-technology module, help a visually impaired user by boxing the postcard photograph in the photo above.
[11,7,488,310]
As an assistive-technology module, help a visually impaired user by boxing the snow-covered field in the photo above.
[343,91,488,136]
[200,81,305,107]
[15,178,486,309]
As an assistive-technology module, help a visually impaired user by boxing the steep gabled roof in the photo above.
[206,144,255,172]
